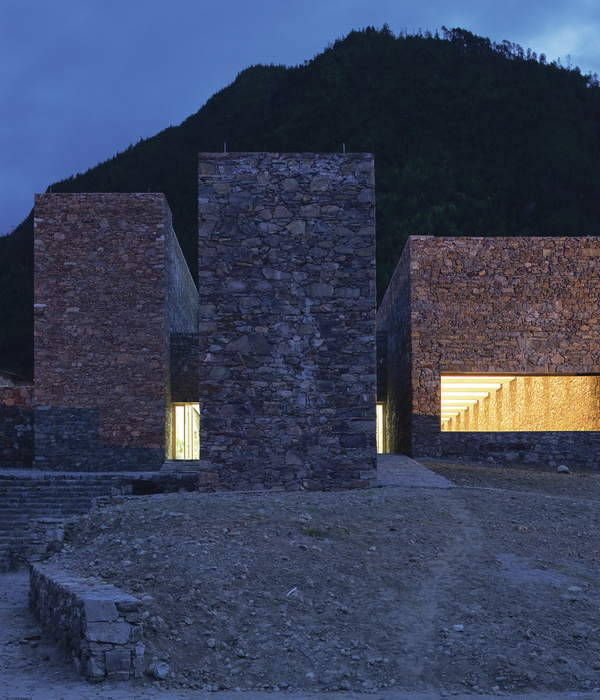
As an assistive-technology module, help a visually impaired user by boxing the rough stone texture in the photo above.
[438,431,600,468]
[33,193,197,471]
[197,153,377,491]
[170,333,200,402]
[27,517,65,561]
[444,375,600,431]
[29,563,145,681]
[0,385,34,468]
[376,242,412,454]
[376,330,388,402]
[0,471,201,572]
[379,236,600,467]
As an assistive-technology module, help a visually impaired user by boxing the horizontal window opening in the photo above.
[441,375,600,432]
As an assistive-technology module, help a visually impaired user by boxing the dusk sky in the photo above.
[2,0,600,236]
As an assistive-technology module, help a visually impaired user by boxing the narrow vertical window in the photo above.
[173,403,200,459]
[376,402,386,453]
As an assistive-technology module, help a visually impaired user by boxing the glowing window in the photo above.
[173,403,200,459]
[376,402,386,453]
[441,375,600,432]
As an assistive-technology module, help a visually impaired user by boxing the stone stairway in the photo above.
[0,471,120,571]
[0,469,199,571]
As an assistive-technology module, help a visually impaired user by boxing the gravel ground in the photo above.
[49,459,600,696]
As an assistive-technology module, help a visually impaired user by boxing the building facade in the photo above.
[377,236,600,468]
[22,153,377,489]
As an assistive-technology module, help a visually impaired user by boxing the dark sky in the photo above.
[2,0,599,236]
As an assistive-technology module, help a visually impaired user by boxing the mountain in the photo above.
[2,26,600,378]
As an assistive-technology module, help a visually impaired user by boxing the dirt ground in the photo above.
[53,459,600,696]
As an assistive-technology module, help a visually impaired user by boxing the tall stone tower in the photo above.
[197,153,377,490]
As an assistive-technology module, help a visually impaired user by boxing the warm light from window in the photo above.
[173,403,200,459]
[376,403,386,453]
[441,375,600,432]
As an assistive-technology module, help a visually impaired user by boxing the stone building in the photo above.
[196,153,376,490]
[33,192,198,473]
[3,153,377,490]
[377,235,600,468]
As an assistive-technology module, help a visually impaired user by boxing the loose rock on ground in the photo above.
[45,459,600,696]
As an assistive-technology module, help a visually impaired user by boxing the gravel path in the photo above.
[2,457,600,699]
[377,455,455,488]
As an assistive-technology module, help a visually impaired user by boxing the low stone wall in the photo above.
[29,564,145,681]
[440,431,600,470]
[0,385,34,468]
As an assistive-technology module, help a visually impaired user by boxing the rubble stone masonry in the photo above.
[379,236,600,467]
[30,564,145,681]
[34,193,197,471]
[170,333,200,403]
[0,385,34,468]
[197,153,377,490]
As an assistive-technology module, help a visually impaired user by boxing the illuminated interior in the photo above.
[173,403,200,459]
[441,375,600,432]
[376,402,386,453]
[441,376,515,427]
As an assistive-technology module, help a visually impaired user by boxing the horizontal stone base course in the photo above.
[197,458,378,492]
[439,431,600,469]
[35,406,165,472]
[412,423,600,469]
[29,564,145,682]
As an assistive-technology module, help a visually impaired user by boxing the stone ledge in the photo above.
[29,563,145,682]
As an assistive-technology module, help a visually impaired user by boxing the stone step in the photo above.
[0,469,198,572]
[0,473,116,572]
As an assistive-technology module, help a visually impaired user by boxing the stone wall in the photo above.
[0,385,34,468]
[381,236,600,466]
[377,239,412,454]
[170,333,200,402]
[29,564,145,681]
[197,153,377,490]
[376,330,388,402]
[439,431,600,469]
[34,193,196,471]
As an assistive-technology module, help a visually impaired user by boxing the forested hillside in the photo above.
[2,26,600,378]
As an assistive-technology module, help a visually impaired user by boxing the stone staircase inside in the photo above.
[0,469,199,571]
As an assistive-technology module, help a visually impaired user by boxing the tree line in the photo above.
[2,26,600,377]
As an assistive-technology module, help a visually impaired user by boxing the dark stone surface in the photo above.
[170,333,199,402]
[34,406,164,472]
[0,387,34,468]
[440,431,600,469]
[377,239,412,454]
[197,153,377,491]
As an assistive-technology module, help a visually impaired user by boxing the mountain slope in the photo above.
[2,26,600,377]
